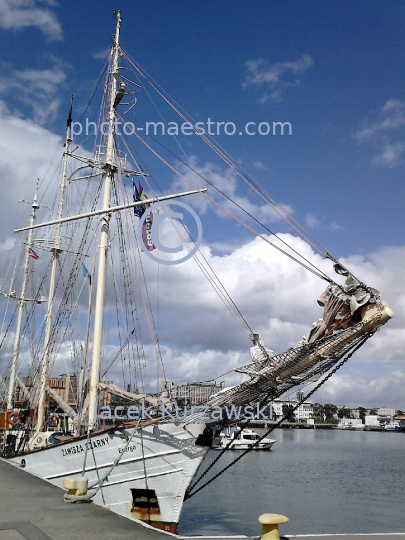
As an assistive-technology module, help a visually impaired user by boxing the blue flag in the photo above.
[82,264,91,285]
[133,180,146,217]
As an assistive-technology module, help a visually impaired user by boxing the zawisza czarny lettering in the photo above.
[61,436,110,457]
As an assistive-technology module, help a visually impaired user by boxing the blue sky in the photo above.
[0,1,404,407]
[1,1,404,255]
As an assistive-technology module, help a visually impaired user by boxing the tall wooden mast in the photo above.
[88,10,121,428]
[36,98,73,431]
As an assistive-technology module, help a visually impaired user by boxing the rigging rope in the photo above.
[116,130,254,335]
[117,127,254,376]
[133,128,334,285]
[113,55,340,289]
[121,51,333,259]
[185,331,374,499]
[129,127,331,282]
[79,60,109,124]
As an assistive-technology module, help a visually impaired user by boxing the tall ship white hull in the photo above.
[8,422,208,533]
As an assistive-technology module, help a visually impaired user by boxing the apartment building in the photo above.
[272,399,314,423]
[164,381,224,405]
[14,374,112,408]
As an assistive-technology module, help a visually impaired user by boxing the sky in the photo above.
[0,0,404,409]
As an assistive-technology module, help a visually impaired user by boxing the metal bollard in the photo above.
[258,514,289,540]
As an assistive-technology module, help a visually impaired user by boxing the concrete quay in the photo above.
[0,458,404,540]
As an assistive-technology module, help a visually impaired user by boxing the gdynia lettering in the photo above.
[99,402,273,421]
[70,118,292,137]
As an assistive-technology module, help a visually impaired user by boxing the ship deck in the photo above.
[0,458,404,540]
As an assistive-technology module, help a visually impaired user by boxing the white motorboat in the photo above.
[213,428,276,450]
[337,419,365,430]
[384,421,400,431]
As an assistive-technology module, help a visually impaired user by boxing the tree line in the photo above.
[281,403,404,424]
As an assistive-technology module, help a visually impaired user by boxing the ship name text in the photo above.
[61,436,110,457]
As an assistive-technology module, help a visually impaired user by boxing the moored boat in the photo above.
[213,428,276,450]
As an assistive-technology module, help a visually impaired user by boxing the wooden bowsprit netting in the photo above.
[187,300,390,419]
[185,330,375,500]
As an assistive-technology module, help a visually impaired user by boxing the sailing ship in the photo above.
[0,10,393,534]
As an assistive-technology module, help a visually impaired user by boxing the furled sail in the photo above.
[98,382,170,407]
[45,386,78,426]
[300,275,382,344]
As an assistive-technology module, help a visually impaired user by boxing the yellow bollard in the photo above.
[258,514,289,540]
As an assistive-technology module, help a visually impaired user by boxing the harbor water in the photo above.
[178,428,405,537]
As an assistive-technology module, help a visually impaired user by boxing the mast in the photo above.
[88,10,121,427]
[6,196,39,411]
[35,98,73,431]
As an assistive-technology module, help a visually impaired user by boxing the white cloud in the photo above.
[355,99,405,141]
[0,64,66,124]
[253,161,268,171]
[170,155,294,226]
[305,213,342,232]
[0,105,62,247]
[0,0,62,40]
[243,54,313,102]
[305,213,322,229]
[355,99,405,167]
[372,142,405,167]
[313,368,405,408]
[129,233,404,405]
[0,109,402,408]
[92,47,110,60]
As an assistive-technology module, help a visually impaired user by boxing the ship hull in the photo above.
[7,422,208,533]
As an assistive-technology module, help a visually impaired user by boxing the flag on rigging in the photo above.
[28,248,39,260]
[142,211,155,252]
[133,180,146,217]
[133,181,155,251]
[82,263,91,285]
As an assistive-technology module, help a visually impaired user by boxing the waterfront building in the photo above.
[164,381,224,405]
[14,374,113,409]
[365,415,380,426]
[272,399,314,423]
[378,407,396,418]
